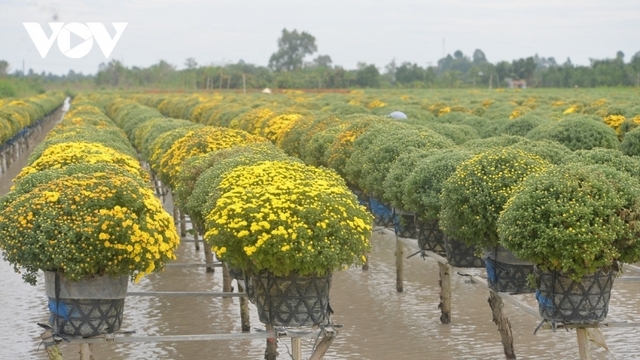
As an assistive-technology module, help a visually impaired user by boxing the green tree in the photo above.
[472,49,487,64]
[269,29,317,71]
[0,60,8,76]
[355,63,380,87]
[184,58,198,70]
[629,51,640,86]
[311,55,332,68]
[95,59,127,86]
[396,62,425,85]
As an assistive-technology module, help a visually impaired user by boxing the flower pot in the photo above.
[348,185,370,210]
[442,234,485,268]
[249,271,332,327]
[45,271,128,337]
[392,208,417,238]
[483,246,535,294]
[534,267,616,324]
[369,197,394,227]
[415,218,446,255]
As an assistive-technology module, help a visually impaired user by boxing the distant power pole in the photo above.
[442,38,445,58]
[22,60,25,78]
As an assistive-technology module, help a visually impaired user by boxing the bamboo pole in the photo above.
[395,239,403,292]
[172,203,178,225]
[179,211,187,238]
[291,337,302,360]
[265,324,278,360]
[576,328,591,360]
[192,219,200,251]
[438,262,451,324]
[127,291,245,297]
[488,292,516,360]
[203,242,216,273]
[237,282,251,332]
[79,344,93,360]
[222,263,233,295]
[40,329,64,360]
[308,329,337,360]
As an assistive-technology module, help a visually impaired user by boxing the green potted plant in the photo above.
[403,148,475,259]
[498,164,640,323]
[525,115,620,151]
[439,148,550,289]
[204,160,372,326]
[382,148,430,239]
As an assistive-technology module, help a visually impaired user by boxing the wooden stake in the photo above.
[395,239,403,292]
[191,220,204,251]
[179,211,187,238]
[308,329,337,360]
[40,329,64,360]
[172,203,178,225]
[438,262,452,324]
[362,254,369,271]
[237,281,251,332]
[576,327,591,360]
[488,292,516,359]
[193,224,200,251]
[79,343,93,360]
[222,263,233,295]
[291,337,302,360]
[203,241,215,273]
[265,324,278,360]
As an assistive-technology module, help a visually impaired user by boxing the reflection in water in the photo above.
[2,230,639,359]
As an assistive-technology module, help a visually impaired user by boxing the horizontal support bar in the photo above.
[540,321,640,329]
[63,328,326,344]
[616,276,640,282]
[623,263,640,275]
[165,263,222,268]
[127,291,246,298]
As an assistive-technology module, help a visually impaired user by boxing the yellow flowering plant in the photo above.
[0,171,179,285]
[159,126,267,187]
[204,160,372,276]
[18,141,149,182]
[175,142,293,228]
[324,115,388,177]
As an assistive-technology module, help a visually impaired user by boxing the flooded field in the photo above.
[2,227,640,359]
[1,106,640,360]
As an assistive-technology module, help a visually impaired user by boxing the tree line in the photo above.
[2,28,640,92]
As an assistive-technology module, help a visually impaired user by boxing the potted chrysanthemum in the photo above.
[204,160,372,327]
[0,167,179,337]
[498,164,640,323]
[439,148,550,290]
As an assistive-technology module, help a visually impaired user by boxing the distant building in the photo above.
[505,78,527,89]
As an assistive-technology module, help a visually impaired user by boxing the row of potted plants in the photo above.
[0,92,66,147]
[100,96,373,327]
[131,91,640,325]
[0,97,180,337]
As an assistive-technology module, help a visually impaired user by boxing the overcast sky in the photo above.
[1,0,639,75]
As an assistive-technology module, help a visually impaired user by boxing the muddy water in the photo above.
[1,107,640,359]
[3,228,640,359]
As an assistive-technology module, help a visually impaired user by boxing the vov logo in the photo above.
[23,22,127,59]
